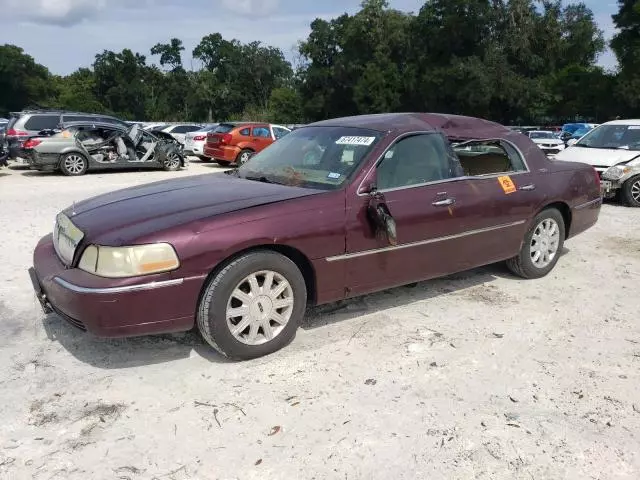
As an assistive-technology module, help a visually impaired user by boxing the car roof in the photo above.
[602,119,640,126]
[308,113,511,139]
[61,121,126,130]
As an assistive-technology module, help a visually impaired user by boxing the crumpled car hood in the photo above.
[63,173,321,245]
[554,146,640,167]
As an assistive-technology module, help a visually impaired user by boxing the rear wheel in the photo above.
[197,251,307,360]
[162,151,181,171]
[198,155,210,162]
[216,160,231,167]
[621,175,640,207]
[59,153,88,176]
[236,149,253,166]
[506,208,565,279]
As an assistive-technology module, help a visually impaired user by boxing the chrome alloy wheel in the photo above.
[530,218,560,268]
[239,151,251,164]
[226,270,294,346]
[64,154,85,174]
[165,152,180,169]
[631,178,640,203]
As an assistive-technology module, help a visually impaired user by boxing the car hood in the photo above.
[63,173,322,245]
[554,146,640,167]
[531,138,563,145]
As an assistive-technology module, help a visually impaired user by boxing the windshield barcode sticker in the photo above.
[336,136,375,146]
[628,126,640,130]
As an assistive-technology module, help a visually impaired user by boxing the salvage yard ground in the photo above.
[1,162,639,479]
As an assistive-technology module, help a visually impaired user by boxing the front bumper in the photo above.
[30,234,204,337]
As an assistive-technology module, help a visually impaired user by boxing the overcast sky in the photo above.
[0,0,619,75]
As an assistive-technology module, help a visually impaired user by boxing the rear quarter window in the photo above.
[240,128,250,136]
[24,115,60,131]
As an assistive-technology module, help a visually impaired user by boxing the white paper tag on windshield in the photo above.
[336,136,375,146]
[628,126,640,130]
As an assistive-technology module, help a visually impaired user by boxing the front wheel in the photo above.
[197,251,307,360]
[59,153,88,176]
[506,208,565,279]
[621,176,640,207]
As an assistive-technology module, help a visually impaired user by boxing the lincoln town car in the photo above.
[29,113,602,359]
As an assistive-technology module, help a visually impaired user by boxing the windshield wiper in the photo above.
[244,175,281,185]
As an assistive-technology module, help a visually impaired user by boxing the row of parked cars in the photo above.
[0,109,300,175]
[511,123,599,157]
[511,120,640,206]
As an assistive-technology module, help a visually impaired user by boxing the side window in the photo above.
[252,127,271,138]
[24,115,60,131]
[453,140,526,176]
[171,125,189,133]
[376,134,456,190]
[273,127,290,139]
[239,128,251,136]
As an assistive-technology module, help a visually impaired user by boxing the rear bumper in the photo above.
[25,151,59,171]
[30,234,204,337]
[184,142,204,156]
[203,144,240,162]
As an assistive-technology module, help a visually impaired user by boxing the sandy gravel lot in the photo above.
[0,161,639,480]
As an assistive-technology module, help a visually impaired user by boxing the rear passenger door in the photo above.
[453,139,545,236]
[251,126,273,151]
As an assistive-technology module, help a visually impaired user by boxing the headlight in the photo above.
[78,243,180,278]
[602,165,632,180]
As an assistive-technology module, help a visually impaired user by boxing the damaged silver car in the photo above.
[20,122,186,176]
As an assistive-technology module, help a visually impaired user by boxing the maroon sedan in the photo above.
[29,113,602,359]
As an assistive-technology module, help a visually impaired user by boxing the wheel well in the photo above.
[199,245,317,307]
[541,202,572,238]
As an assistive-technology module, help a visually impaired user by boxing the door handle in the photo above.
[432,198,456,207]
[519,184,536,191]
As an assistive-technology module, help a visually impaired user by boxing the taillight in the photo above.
[221,134,232,145]
[7,128,28,137]
[22,138,42,149]
[593,167,600,184]
[193,135,206,141]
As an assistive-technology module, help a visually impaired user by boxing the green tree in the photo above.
[0,44,53,115]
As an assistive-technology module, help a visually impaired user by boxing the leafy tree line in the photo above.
[1,0,639,125]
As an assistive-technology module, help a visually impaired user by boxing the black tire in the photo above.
[621,175,640,207]
[198,155,210,162]
[236,149,254,166]
[197,251,307,360]
[216,160,231,167]
[59,152,88,176]
[506,208,566,279]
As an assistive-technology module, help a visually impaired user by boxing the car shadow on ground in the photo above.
[39,254,566,370]
[42,318,229,369]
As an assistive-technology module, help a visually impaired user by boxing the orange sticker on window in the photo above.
[498,175,516,194]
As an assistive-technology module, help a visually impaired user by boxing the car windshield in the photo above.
[575,124,640,150]
[529,131,555,139]
[236,126,383,190]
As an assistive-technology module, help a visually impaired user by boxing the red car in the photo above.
[29,113,601,360]
[203,122,291,166]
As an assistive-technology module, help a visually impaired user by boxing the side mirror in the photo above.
[367,189,398,246]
